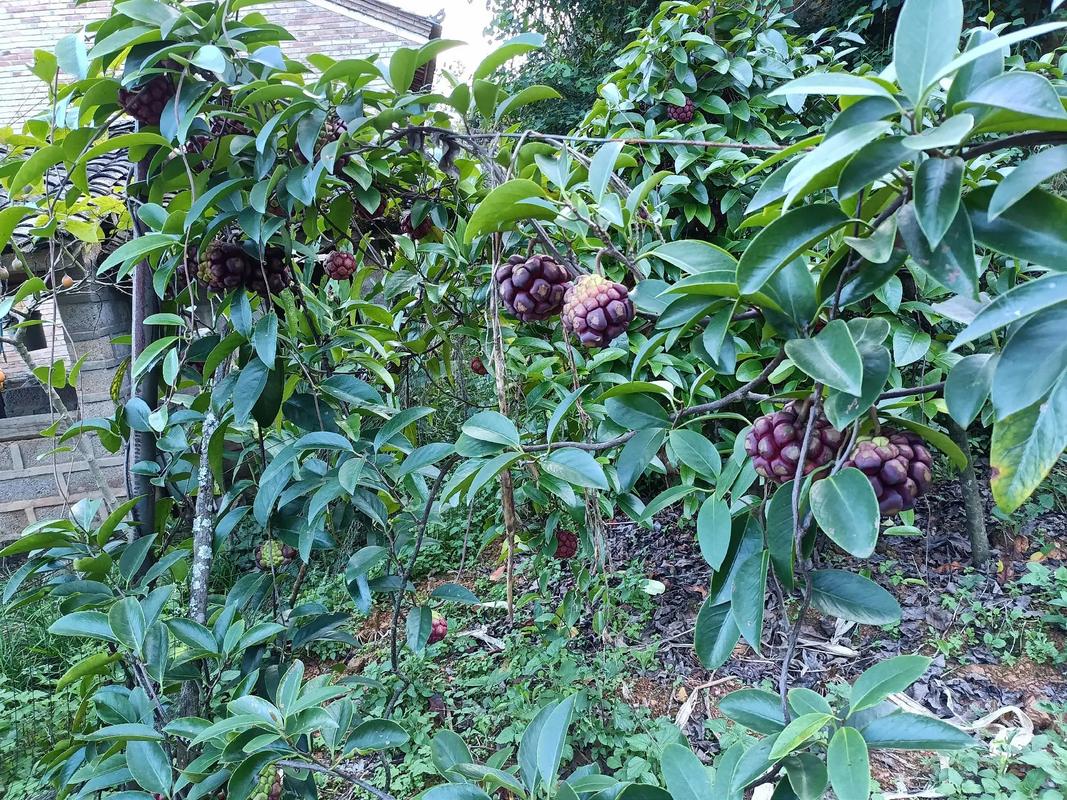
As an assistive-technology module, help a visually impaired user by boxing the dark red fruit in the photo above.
[401,211,434,240]
[198,242,252,293]
[554,530,578,560]
[666,97,695,123]
[325,251,357,280]
[428,611,448,644]
[744,402,844,483]
[118,69,175,126]
[471,357,487,376]
[246,246,291,296]
[561,274,635,348]
[495,253,571,322]
[843,431,934,516]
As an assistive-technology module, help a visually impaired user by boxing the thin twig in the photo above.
[522,350,787,453]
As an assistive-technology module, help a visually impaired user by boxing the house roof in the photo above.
[0,0,442,127]
[330,0,444,39]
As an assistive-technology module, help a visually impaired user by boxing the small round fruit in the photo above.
[744,402,844,483]
[401,211,434,240]
[0,267,9,281]
[495,253,571,322]
[471,357,487,376]
[428,611,448,644]
[325,250,357,281]
[561,274,635,348]
[666,97,695,123]
[247,246,291,296]
[117,69,176,126]
[61,274,74,289]
[198,241,252,293]
[554,530,578,560]
[256,540,292,570]
[843,430,934,516]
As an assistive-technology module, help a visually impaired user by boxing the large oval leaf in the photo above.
[810,468,879,558]
[809,569,901,625]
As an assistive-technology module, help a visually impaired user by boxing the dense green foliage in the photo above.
[0,0,1066,798]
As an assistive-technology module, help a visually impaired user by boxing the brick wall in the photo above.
[0,0,434,126]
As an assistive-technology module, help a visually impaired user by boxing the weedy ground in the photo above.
[2,410,1067,798]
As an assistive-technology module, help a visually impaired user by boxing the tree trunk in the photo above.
[947,419,990,567]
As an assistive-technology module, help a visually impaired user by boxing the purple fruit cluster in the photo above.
[197,242,292,297]
[198,242,252,292]
[744,402,844,482]
[401,211,434,239]
[247,247,291,297]
[325,251,357,280]
[666,97,695,122]
[118,71,175,126]
[844,431,933,516]
[428,612,448,644]
[554,530,578,560]
[495,254,572,322]
[561,274,635,348]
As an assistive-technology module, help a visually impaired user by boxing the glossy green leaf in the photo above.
[860,712,973,750]
[730,549,769,654]
[718,688,786,734]
[837,137,911,199]
[616,429,665,492]
[693,599,740,670]
[898,202,979,300]
[670,429,721,479]
[892,326,931,367]
[461,411,520,447]
[537,694,576,790]
[989,146,1067,220]
[349,719,410,752]
[784,753,828,800]
[127,740,171,795]
[661,743,713,800]
[464,179,554,242]
[893,0,963,104]
[913,157,964,247]
[951,275,1067,349]
[958,72,1067,126]
[809,569,902,625]
[650,239,738,275]
[849,655,932,715]
[769,713,833,759]
[966,187,1067,268]
[696,495,732,570]
[770,73,894,100]
[473,32,544,80]
[827,727,870,800]
[990,373,1067,513]
[824,344,891,430]
[737,204,849,294]
[784,319,863,395]
[765,480,797,591]
[811,468,879,557]
[945,353,996,427]
[606,394,670,430]
[991,305,1067,419]
[543,448,608,490]
[788,688,832,718]
[406,606,431,653]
